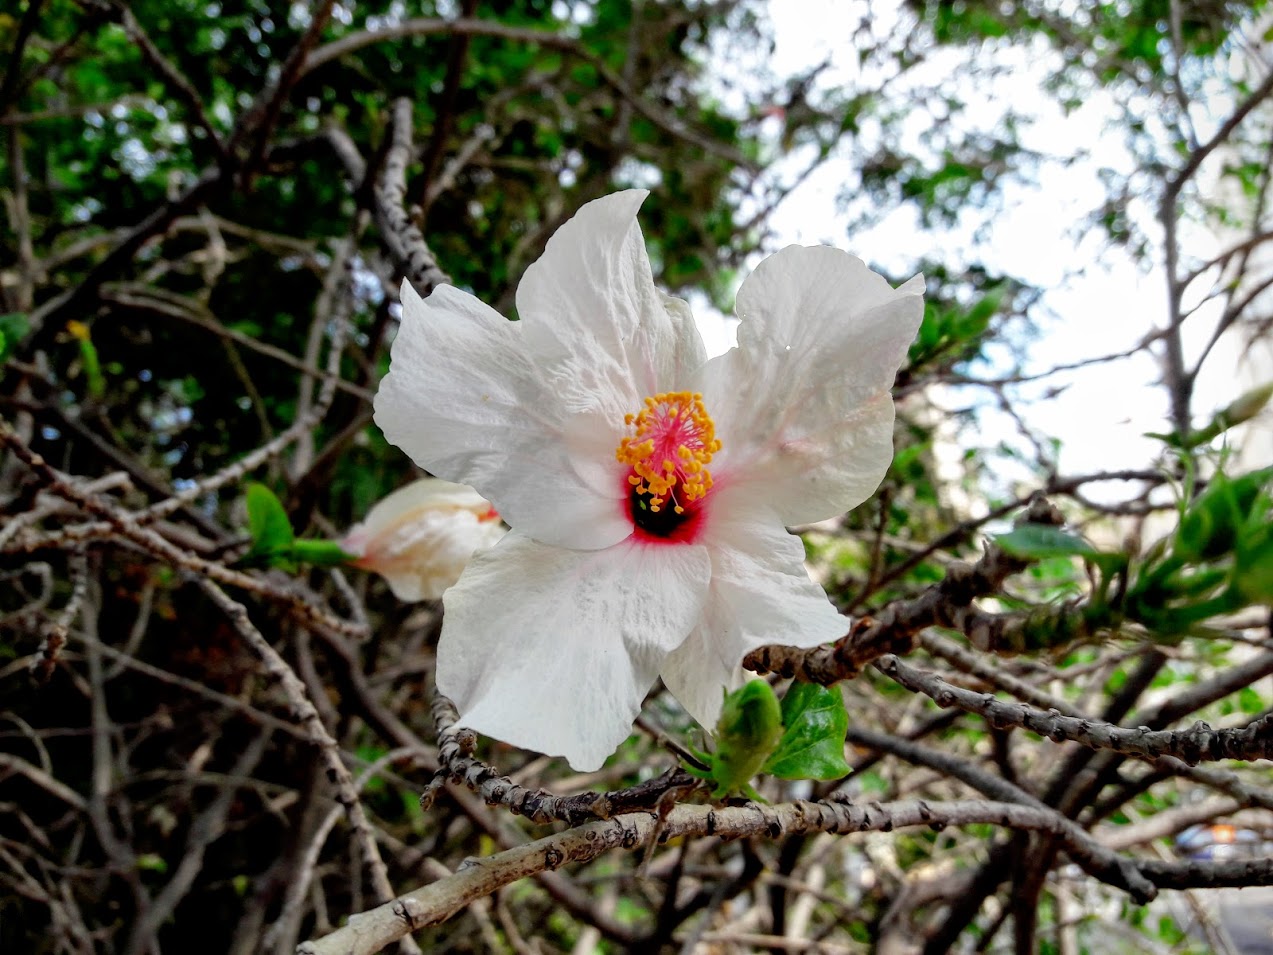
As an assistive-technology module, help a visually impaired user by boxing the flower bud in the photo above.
[342,478,505,601]
[1219,381,1273,428]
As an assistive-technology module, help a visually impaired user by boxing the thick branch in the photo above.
[424,691,697,826]
[744,499,1063,681]
[300,797,1164,955]
[875,654,1273,765]
[375,99,450,297]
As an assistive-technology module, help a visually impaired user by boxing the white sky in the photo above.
[695,0,1270,492]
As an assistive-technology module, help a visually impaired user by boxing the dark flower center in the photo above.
[629,487,697,540]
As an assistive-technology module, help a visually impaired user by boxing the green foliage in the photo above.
[1174,468,1271,563]
[684,681,851,799]
[995,524,1101,561]
[242,482,297,570]
[66,320,105,401]
[4,0,759,513]
[909,288,1000,370]
[241,483,354,572]
[1123,467,1273,637]
[0,312,29,371]
[763,683,852,781]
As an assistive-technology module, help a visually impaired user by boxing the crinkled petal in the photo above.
[437,532,712,771]
[517,191,707,423]
[700,247,923,524]
[660,500,847,729]
[374,282,632,550]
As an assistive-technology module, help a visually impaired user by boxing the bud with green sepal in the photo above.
[683,680,851,801]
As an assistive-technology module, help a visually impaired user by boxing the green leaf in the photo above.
[67,320,105,399]
[1233,527,1273,603]
[1176,468,1272,562]
[763,683,851,781]
[1238,686,1265,715]
[0,312,29,364]
[135,853,168,874]
[995,525,1100,560]
[244,483,295,565]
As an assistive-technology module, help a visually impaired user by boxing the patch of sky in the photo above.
[689,0,1256,493]
[366,2,407,29]
[69,197,103,224]
[615,158,662,190]
[550,0,592,33]
[350,259,385,307]
[117,138,160,179]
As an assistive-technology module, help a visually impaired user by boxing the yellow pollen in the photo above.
[614,391,720,510]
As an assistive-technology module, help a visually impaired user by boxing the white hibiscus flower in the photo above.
[374,190,924,770]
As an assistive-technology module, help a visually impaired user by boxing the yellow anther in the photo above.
[615,391,720,515]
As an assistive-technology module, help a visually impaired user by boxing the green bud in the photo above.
[692,681,784,799]
[1183,382,1273,448]
[715,680,784,768]
[1219,381,1273,428]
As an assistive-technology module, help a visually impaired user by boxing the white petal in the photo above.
[437,532,712,771]
[374,281,632,550]
[658,291,710,381]
[345,477,490,548]
[660,502,847,729]
[374,513,507,602]
[700,247,924,525]
[517,191,707,418]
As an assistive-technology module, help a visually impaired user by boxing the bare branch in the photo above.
[876,654,1273,765]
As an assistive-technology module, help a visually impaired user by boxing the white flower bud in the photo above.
[342,478,505,601]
